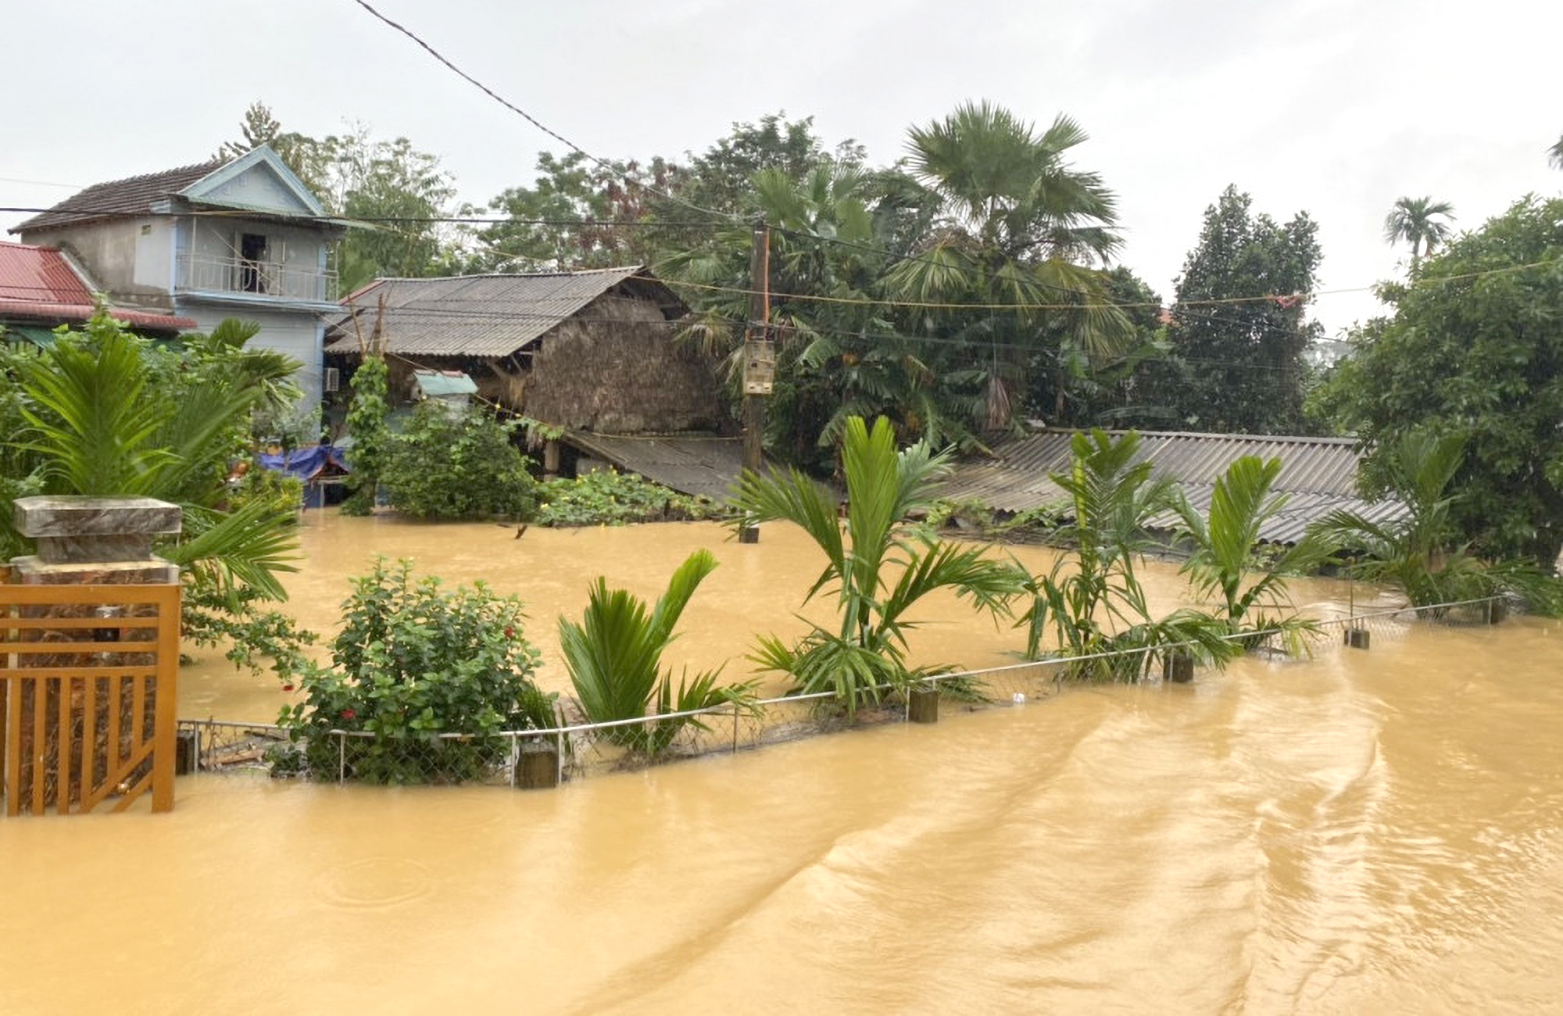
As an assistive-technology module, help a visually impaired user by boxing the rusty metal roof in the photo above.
[323,267,687,358]
[941,428,1408,545]
[0,241,194,332]
[11,161,222,233]
[563,431,744,502]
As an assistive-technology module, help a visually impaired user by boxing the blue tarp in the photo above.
[258,445,351,482]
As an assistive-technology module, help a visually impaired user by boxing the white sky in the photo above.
[4,0,1560,336]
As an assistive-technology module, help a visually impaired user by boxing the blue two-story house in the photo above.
[10,145,344,411]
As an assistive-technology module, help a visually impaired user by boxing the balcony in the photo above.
[175,253,338,303]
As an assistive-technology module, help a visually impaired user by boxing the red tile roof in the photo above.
[0,241,195,332]
[10,161,222,234]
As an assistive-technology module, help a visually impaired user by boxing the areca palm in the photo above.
[1173,455,1334,649]
[1383,196,1455,269]
[730,415,1024,715]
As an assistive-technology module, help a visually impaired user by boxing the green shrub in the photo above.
[536,469,721,527]
[229,460,304,518]
[277,558,555,783]
[380,403,538,520]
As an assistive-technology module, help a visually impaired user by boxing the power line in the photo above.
[348,0,739,226]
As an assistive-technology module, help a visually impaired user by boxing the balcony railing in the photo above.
[175,253,338,303]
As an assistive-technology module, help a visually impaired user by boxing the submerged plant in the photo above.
[1017,429,1242,679]
[560,549,756,756]
[731,415,1025,716]
[1173,454,1334,653]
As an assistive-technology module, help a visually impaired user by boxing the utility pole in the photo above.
[739,220,773,544]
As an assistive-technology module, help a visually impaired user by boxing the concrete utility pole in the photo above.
[739,220,773,544]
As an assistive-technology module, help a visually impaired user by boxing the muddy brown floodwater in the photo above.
[4,513,1560,1014]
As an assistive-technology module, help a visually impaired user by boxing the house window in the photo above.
[239,232,268,293]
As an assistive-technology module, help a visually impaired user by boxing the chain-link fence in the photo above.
[178,595,1511,788]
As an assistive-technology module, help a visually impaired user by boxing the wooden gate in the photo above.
[0,583,180,815]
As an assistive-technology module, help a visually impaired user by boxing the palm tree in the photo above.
[1549,134,1563,171]
[889,101,1134,427]
[1016,430,1239,678]
[1173,455,1335,650]
[1383,196,1455,269]
[1310,431,1563,613]
[12,308,301,600]
[730,415,1025,716]
[559,550,757,755]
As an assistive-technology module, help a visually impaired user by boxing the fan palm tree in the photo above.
[731,415,1025,716]
[1383,196,1455,269]
[888,101,1133,427]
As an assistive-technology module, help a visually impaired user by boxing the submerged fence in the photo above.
[177,595,1510,788]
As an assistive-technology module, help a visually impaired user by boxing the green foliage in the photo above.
[535,470,721,527]
[380,403,537,520]
[731,416,1025,715]
[230,461,304,519]
[1016,430,1244,678]
[340,356,388,515]
[1174,455,1336,641]
[3,310,302,603]
[559,550,756,756]
[278,559,552,784]
[1160,185,1323,434]
[181,583,315,679]
[1310,431,1563,613]
[1311,195,1563,566]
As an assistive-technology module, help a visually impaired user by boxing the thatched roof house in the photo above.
[942,429,1407,545]
[325,266,741,492]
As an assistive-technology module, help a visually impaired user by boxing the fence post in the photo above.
[731,707,740,753]
[337,732,346,784]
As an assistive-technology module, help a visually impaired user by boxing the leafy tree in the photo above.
[214,100,330,194]
[559,550,757,756]
[379,403,537,520]
[1311,196,1563,567]
[669,112,865,217]
[1549,134,1563,170]
[731,416,1025,716]
[1163,185,1323,434]
[1310,431,1563,612]
[1383,196,1455,269]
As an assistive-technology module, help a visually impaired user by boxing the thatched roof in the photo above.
[324,266,687,359]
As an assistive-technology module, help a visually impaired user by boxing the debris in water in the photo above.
[1012,692,1026,705]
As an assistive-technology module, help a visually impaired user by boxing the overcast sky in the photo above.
[4,0,1560,335]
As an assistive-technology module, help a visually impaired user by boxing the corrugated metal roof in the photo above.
[11,161,222,233]
[941,428,1408,545]
[563,431,744,502]
[0,241,194,332]
[411,369,477,398]
[323,267,686,358]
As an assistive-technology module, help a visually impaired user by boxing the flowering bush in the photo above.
[275,558,555,783]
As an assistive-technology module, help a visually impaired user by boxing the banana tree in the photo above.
[731,415,1025,716]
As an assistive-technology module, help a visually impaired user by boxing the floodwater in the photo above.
[5,515,1561,1014]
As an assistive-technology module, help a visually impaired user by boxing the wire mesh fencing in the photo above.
[177,595,1510,789]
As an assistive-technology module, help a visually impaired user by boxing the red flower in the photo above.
[504,626,516,639]
[341,708,357,720]
[281,684,295,692]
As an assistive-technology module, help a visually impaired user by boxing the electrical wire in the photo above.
[348,0,741,227]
